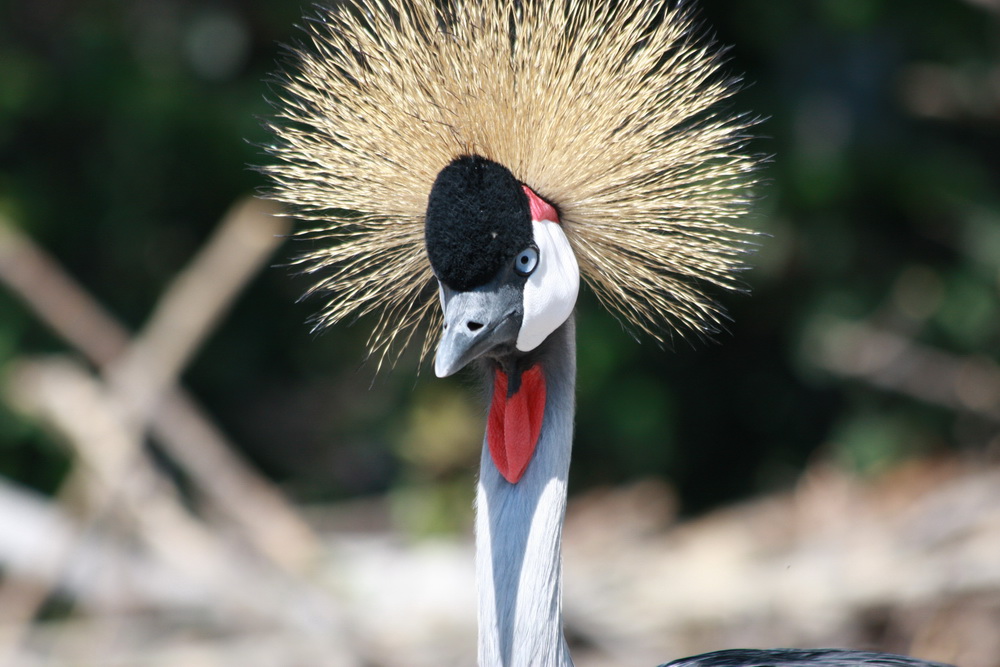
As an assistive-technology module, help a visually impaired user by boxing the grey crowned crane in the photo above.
[263,1,956,666]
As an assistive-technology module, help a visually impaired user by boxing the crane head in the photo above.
[426,155,579,378]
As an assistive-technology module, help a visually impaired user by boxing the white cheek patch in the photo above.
[516,219,580,351]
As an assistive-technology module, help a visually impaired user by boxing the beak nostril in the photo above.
[467,321,484,332]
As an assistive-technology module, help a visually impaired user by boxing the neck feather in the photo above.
[475,316,576,667]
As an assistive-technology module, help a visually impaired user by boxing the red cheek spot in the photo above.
[522,185,559,224]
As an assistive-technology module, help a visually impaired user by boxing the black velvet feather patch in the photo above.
[424,155,532,291]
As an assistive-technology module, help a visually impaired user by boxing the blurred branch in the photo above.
[2,356,345,624]
[0,200,346,663]
[105,197,288,428]
[0,220,129,366]
[0,202,319,571]
[1,354,355,664]
[0,476,208,614]
[812,320,1000,423]
[6,357,244,593]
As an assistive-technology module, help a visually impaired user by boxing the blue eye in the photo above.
[514,246,539,276]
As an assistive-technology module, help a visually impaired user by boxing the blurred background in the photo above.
[1,0,999,665]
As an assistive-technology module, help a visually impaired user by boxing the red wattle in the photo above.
[522,185,559,224]
[487,365,546,483]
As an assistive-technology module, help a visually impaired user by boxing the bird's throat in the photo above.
[487,365,546,484]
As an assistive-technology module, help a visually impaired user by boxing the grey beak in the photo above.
[434,282,522,378]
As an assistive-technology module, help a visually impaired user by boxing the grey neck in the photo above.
[475,315,576,667]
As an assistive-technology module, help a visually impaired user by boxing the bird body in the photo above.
[265,0,956,665]
[661,649,955,667]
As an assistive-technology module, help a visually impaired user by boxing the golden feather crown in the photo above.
[264,0,759,368]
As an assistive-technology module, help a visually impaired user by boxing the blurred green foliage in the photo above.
[1,0,998,521]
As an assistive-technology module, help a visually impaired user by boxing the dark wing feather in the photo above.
[661,648,955,667]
